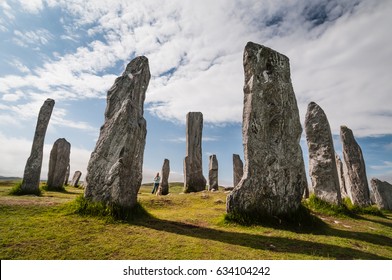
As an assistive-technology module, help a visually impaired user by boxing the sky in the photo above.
[0,0,391,187]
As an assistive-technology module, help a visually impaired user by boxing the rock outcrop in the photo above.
[47,138,71,190]
[183,112,206,192]
[340,125,371,206]
[70,171,82,188]
[335,153,349,198]
[21,98,55,194]
[227,42,307,220]
[157,159,170,195]
[305,102,341,204]
[84,56,150,208]
[370,178,392,210]
[208,154,219,191]
[232,154,243,188]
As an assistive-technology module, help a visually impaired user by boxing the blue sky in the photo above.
[0,0,391,186]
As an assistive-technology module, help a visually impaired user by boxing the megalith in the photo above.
[84,56,150,208]
[335,153,349,198]
[157,159,170,195]
[232,154,243,188]
[64,164,70,185]
[20,98,55,194]
[227,42,307,220]
[340,125,371,206]
[183,112,206,192]
[47,138,71,190]
[305,102,341,204]
[70,171,82,188]
[370,178,392,210]
[208,154,219,191]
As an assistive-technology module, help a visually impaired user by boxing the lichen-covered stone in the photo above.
[335,153,349,198]
[232,154,243,188]
[227,42,307,219]
[340,125,371,206]
[47,138,71,190]
[208,154,218,191]
[157,159,170,195]
[84,56,150,208]
[305,102,341,205]
[21,99,55,194]
[370,178,392,210]
[183,112,206,192]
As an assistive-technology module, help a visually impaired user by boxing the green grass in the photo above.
[9,181,42,196]
[1,180,391,259]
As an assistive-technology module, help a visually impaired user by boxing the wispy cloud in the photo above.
[13,28,53,48]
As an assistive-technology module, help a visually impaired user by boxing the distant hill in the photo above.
[0,176,22,180]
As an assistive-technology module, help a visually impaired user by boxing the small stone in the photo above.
[47,138,71,190]
[340,125,371,206]
[64,164,70,186]
[208,154,219,191]
[157,159,170,195]
[232,154,243,188]
[370,178,392,210]
[335,153,349,198]
[70,171,82,188]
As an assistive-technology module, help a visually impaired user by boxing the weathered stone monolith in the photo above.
[20,98,55,194]
[232,154,243,188]
[227,42,307,220]
[370,178,392,210]
[183,112,206,192]
[208,154,219,191]
[84,56,150,208]
[64,164,70,185]
[70,171,82,188]
[340,125,371,206]
[305,102,341,205]
[157,159,170,195]
[335,153,348,198]
[47,138,71,190]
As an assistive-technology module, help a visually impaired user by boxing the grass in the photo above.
[9,181,42,196]
[1,180,391,259]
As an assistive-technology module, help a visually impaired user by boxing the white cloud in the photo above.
[13,28,53,47]
[16,0,44,14]
[8,58,31,74]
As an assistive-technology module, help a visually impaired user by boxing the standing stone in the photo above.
[340,125,371,206]
[64,164,70,185]
[232,154,243,188]
[70,171,82,188]
[20,99,55,194]
[305,102,341,205]
[227,42,307,219]
[208,155,219,191]
[370,178,392,210]
[183,112,206,192]
[157,159,170,195]
[84,56,150,208]
[47,138,71,190]
[335,153,349,198]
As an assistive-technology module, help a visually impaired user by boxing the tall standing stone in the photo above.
[183,112,206,192]
[64,164,70,185]
[47,138,71,190]
[335,153,348,198]
[232,154,243,188]
[227,42,307,219]
[157,159,170,195]
[370,178,392,210]
[305,102,341,204]
[70,171,82,188]
[84,56,150,208]
[208,154,219,191]
[20,99,55,194]
[340,125,371,206]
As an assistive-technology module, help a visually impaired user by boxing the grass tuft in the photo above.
[9,181,42,196]
[71,195,151,222]
[224,204,325,231]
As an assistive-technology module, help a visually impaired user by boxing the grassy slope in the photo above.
[0,180,391,260]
